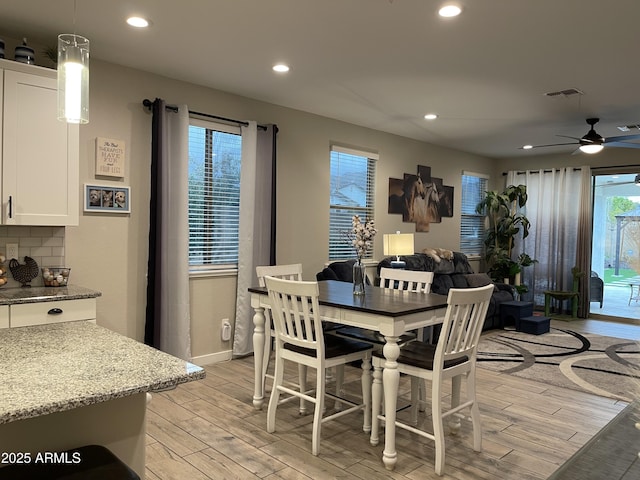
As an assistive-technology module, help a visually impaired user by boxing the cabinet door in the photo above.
[2,70,79,225]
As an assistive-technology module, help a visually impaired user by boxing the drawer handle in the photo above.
[48,308,63,315]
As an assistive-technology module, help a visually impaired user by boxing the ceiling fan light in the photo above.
[579,144,604,154]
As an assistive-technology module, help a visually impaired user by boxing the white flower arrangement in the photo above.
[347,215,377,261]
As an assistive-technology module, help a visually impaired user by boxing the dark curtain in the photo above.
[144,98,164,347]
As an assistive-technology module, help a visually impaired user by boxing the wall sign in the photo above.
[96,137,126,178]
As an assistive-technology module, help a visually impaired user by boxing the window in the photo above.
[460,172,488,257]
[188,119,242,270]
[329,146,377,260]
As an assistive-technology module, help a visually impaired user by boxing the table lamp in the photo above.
[383,231,414,269]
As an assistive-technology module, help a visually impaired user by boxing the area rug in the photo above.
[477,327,640,401]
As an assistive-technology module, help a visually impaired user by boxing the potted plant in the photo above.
[476,184,535,291]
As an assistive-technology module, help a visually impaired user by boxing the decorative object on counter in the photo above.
[0,253,6,287]
[9,256,39,287]
[42,267,71,287]
[14,38,35,64]
[84,183,131,213]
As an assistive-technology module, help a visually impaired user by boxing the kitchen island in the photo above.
[0,321,205,477]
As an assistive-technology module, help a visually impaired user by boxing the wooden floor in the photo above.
[144,319,638,480]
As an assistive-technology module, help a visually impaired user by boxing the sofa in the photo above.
[376,251,515,331]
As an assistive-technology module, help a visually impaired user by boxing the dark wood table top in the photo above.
[249,279,448,317]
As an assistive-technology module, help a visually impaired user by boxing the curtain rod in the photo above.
[142,99,267,130]
[502,167,582,176]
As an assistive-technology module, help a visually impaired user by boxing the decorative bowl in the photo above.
[42,267,71,287]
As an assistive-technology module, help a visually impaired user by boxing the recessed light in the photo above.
[439,4,462,17]
[127,16,150,28]
[272,64,290,73]
[522,145,533,150]
[424,113,438,120]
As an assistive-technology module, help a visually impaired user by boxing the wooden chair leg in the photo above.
[361,355,372,433]
[267,356,284,433]
[299,364,307,415]
[370,364,383,446]
[311,367,326,456]
[432,382,446,476]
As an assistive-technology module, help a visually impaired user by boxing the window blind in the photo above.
[188,121,242,268]
[460,173,488,256]
[329,146,377,260]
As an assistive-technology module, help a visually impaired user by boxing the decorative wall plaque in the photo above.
[96,137,126,178]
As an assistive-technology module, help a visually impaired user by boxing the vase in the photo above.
[352,260,366,295]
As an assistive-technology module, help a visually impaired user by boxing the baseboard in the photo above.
[191,350,232,366]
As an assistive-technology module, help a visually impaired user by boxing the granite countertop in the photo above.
[0,285,102,305]
[0,321,205,424]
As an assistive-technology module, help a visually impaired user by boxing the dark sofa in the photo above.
[377,251,515,331]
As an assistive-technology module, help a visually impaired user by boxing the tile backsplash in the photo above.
[0,226,65,288]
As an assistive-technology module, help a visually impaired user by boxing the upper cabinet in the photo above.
[1,60,79,226]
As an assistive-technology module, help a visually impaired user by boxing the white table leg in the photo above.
[382,335,400,470]
[361,354,372,433]
[253,305,266,410]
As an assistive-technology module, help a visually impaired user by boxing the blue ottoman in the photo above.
[499,301,534,328]
[518,315,551,335]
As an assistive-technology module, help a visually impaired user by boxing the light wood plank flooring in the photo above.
[145,319,638,479]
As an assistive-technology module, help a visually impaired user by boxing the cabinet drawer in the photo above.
[0,305,8,328]
[10,298,96,327]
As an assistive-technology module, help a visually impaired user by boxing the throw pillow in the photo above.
[464,273,493,287]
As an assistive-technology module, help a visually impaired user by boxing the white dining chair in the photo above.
[334,267,435,408]
[265,276,373,455]
[370,284,493,475]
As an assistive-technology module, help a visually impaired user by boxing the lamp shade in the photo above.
[383,232,414,257]
[57,34,89,124]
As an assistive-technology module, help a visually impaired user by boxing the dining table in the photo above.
[248,279,448,470]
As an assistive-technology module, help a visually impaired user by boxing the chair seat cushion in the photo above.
[285,334,372,359]
[373,342,468,370]
[333,326,417,346]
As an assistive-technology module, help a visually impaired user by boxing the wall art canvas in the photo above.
[387,164,453,232]
[84,184,131,213]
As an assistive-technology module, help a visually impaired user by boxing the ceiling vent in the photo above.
[544,88,584,98]
[617,124,640,132]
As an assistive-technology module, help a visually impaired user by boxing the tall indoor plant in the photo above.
[476,184,535,291]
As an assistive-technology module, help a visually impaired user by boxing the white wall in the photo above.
[52,59,500,361]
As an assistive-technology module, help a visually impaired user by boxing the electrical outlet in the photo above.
[6,243,18,260]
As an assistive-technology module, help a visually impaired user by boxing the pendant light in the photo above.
[57,0,89,124]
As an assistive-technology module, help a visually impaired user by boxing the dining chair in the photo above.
[370,284,493,475]
[256,264,308,413]
[333,267,434,408]
[264,276,373,455]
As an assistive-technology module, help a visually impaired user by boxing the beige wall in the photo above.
[45,58,498,363]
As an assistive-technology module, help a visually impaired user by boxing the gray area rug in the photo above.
[477,327,640,401]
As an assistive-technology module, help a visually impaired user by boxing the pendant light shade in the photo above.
[57,34,89,124]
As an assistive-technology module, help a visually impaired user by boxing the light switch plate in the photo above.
[6,243,18,260]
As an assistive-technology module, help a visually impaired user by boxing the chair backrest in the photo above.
[434,284,493,371]
[256,263,303,287]
[379,267,434,293]
[264,276,324,353]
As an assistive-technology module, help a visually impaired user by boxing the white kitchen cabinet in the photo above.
[1,59,79,226]
[9,298,97,328]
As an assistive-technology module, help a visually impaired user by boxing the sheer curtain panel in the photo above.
[144,98,192,360]
[507,167,591,315]
[233,123,277,357]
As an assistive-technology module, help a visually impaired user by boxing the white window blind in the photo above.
[188,119,242,269]
[460,172,488,256]
[329,146,377,260]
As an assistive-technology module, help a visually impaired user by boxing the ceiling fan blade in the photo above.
[603,133,640,143]
[604,141,640,149]
[557,134,582,141]
[520,141,579,150]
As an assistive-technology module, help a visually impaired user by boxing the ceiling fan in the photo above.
[522,118,640,154]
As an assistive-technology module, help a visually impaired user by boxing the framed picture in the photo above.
[95,137,126,178]
[84,184,131,213]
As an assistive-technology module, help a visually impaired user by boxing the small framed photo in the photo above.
[84,184,131,213]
